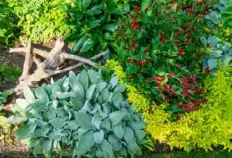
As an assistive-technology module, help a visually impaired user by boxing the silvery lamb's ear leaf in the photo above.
[91,115,101,130]
[86,84,96,100]
[128,121,145,130]
[77,128,89,137]
[134,129,146,142]
[109,110,127,126]
[51,83,62,94]
[70,97,84,108]
[222,43,231,52]
[200,36,207,46]
[88,70,100,84]
[56,92,76,99]
[36,87,49,103]
[101,118,111,131]
[208,59,217,70]
[75,130,95,157]
[70,81,85,98]
[43,139,52,153]
[16,99,29,110]
[112,123,125,139]
[207,36,218,47]
[75,112,93,129]
[89,103,101,114]
[108,134,122,152]
[96,82,107,93]
[127,106,136,113]
[114,84,126,92]
[112,92,123,108]
[118,146,127,157]
[101,88,110,103]
[33,142,43,155]
[50,117,65,128]
[102,102,111,114]
[81,100,93,113]
[93,130,104,144]
[69,71,76,79]
[23,87,35,104]
[68,120,79,130]
[110,76,119,89]
[96,147,104,157]
[5,115,26,124]
[127,141,142,156]
[79,70,89,91]
[62,78,70,92]
[100,139,115,158]
[124,127,135,144]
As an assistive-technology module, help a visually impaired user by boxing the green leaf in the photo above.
[35,87,49,103]
[75,113,93,129]
[94,130,104,144]
[50,117,64,128]
[101,118,111,131]
[86,84,96,100]
[23,87,35,103]
[5,115,26,124]
[112,92,123,108]
[100,139,115,158]
[127,141,142,156]
[141,0,152,11]
[208,59,217,70]
[80,38,94,53]
[43,139,52,153]
[82,0,91,9]
[110,76,119,88]
[97,82,107,93]
[72,36,86,53]
[68,120,79,130]
[91,115,101,130]
[112,123,125,139]
[88,69,100,83]
[109,110,127,126]
[79,70,89,91]
[16,123,30,140]
[124,127,135,143]
[114,84,126,92]
[33,142,43,155]
[16,99,29,110]
[101,88,110,103]
[128,121,145,130]
[108,134,122,151]
[134,129,146,142]
[76,130,95,156]
[35,119,48,128]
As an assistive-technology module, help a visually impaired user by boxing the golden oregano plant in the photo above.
[105,59,232,151]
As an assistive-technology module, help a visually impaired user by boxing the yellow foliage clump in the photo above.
[106,60,232,151]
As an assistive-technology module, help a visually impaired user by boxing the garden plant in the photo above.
[0,0,232,157]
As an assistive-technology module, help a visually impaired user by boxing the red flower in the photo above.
[160,38,166,43]
[157,85,163,92]
[178,28,184,33]
[204,98,208,103]
[187,23,192,27]
[178,48,185,56]
[205,67,210,74]
[164,84,170,93]
[168,73,175,78]
[186,30,191,37]
[132,39,137,49]
[166,5,171,9]
[194,100,201,106]
[194,55,199,61]
[139,60,146,66]
[185,39,191,44]
[148,77,165,83]
[174,41,179,46]
[126,47,130,51]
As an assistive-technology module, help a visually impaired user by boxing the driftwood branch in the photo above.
[10,39,109,94]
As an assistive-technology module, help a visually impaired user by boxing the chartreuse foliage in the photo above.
[7,69,146,157]
[0,64,21,83]
[8,0,71,42]
[0,0,19,47]
[106,59,232,151]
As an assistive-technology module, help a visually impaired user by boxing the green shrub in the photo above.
[8,0,71,42]
[7,69,146,157]
[67,0,136,56]
[0,64,21,83]
[0,0,19,47]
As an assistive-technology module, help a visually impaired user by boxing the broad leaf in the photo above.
[76,130,95,156]
[112,123,125,139]
[109,110,127,126]
[94,130,104,144]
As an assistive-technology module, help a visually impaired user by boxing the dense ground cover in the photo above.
[0,0,232,157]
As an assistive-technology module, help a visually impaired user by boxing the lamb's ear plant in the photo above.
[7,69,146,158]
